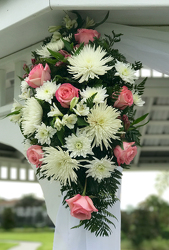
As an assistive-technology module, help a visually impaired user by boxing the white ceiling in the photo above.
[1,2,169,59]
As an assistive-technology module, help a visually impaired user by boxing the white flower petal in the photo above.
[67,45,113,83]
[84,101,122,150]
[41,147,80,185]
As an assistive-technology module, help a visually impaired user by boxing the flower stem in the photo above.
[82,178,87,196]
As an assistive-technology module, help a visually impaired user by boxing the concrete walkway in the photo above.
[8,241,42,250]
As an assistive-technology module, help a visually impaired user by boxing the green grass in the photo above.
[0,228,54,250]
[121,238,134,249]
[0,242,18,250]
[121,237,169,250]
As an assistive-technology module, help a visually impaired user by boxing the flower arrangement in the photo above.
[8,11,148,236]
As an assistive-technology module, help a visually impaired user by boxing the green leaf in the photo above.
[77,117,89,127]
[43,58,58,65]
[5,110,21,118]
[86,92,97,108]
[61,38,74,53]
[135,77,147,95]
[131,113,149,126]
[71,11,85,28]
[134,119,150,129]
[57,128,65,145]
[74,42,84,56]
[47,49,65,60]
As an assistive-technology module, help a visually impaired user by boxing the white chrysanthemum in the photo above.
[73,101,89,116]
[132,91,145,106]
[41,146,80,185]
[22,97,43,135]
[115,61,138,84]
[35,122,56,145]
[36,36,71,58]
[35,81,59,104]
[80,86,108,103]
[48,103,63,117]
[85,156,116,182]
[85,101,122,150]
[64,129,93,158]
[68,45,113,83]
[62,114,77,129]
[9,99,23,123]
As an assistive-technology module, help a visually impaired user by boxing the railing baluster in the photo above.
[0,69,6,107]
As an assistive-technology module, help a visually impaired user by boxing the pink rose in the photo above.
[26,145,43,168]
[113,86,133,110]
[114,142,137,166]
[75,29,101,45]
[55,83,79,108]
[66,194,98,220]
[26,63,51,88]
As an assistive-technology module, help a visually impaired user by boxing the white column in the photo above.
[0,69,6,107]
[14,61,26,100]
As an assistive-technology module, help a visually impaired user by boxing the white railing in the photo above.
[0,42,42,114]
[0,157,37,183]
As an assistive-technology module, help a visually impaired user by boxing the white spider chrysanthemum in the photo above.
[85,101,122,150]
[68,45,113,83]
[36,36,71,58]
[73,101,89,116]
[35,81,59,104]
[47,103,63,117]
[35,122,56,145]
[22,97,43,135]
[115,61,138,84]
[85,156,116,182]
[62,114,77,129]
[41,146,80,185]
[80,86,108,103]
[64,129,93,158]
[132,91,145,107]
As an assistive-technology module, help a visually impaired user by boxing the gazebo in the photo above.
[0,0,169,182]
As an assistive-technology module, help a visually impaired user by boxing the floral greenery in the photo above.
[8,11,148,236]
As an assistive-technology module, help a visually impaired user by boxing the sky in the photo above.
[1,170,168,210]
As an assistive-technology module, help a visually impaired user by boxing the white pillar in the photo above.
[0,69,6,107]
[14,61,26,100]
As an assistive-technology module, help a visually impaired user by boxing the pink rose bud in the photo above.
[122,114,130,131]
[55,83,79,108]
[113,86,133,110]
[26,145,43,168]
[23,63,29,71]
[114,142,137,166]
[55,50,71,67]
[23,73,29,79]
[66,194,98,220]
[26,63,51,88]
[31,58,37,65]
[75,29,101,45]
